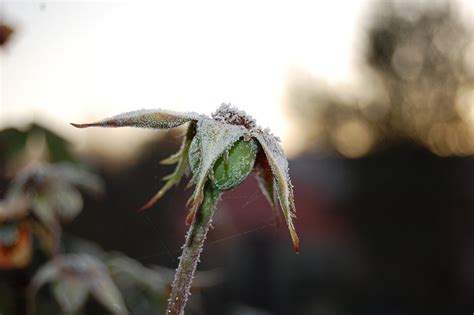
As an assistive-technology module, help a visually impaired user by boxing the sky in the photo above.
[0,0,472,158]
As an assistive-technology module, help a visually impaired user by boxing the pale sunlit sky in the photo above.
[1,0,472,158]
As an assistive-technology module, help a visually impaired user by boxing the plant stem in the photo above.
[166,182,221,315]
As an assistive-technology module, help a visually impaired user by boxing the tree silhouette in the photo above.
[289,0,474,157]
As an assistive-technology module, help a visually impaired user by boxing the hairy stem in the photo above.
[166,182,221,315]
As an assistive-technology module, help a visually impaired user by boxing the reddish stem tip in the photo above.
[70,122,92,128]
[139,198,159,212]
[294,243,300,255]
[185,212,194,225]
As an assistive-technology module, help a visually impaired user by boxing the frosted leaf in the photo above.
[52,279,89,313]
[50,164,104,196]
[107,254,167,293]
[211,103,257,129]
[30,259,59,291]
[7,163,103,200]
[30,254,129,315]
[90,269,129,315]
[4,163,103,230]
[187,118,247,223]
[71,109,202,130]
[141,122,196,210]
[47,184,84,221]
[252,129,299,253]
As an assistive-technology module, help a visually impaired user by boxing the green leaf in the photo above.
[252,130,299,253]
[141,122,196,210]
[71,109,201,130]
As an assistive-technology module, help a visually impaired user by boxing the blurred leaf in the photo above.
[0,128,28,165]
[107,254,167,294]
[0,196,29,222]
[51,278,88,313]
[50,163,104,196]
[6,163,103,228]
[90,272,129,315]
[30,254,129,314]
[42,127,76,163]
[46,184,83,222]
[31,196,58,228]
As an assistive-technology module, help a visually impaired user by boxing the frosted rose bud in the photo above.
[189,137,259,191]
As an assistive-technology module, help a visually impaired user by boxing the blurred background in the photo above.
[1,0,474,314]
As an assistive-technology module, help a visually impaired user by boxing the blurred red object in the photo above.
[0,23,14,46]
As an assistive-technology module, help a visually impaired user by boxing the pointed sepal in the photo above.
[186,119,246,223]
[254,150,281,227]
[71,109,201,130]
[252,130,299,253]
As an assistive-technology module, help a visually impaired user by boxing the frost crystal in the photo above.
[211,103,257,129]
[252,129,299,252]
[71,109,203,130]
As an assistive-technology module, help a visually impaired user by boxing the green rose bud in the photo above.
[189,137,259,191]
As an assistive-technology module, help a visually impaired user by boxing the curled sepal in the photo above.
[187,119,246,224]
[252,130,299,254]
[71,109,202,130]
[254,150,281,227]
[141,122,196,210]
[29,254,129,315]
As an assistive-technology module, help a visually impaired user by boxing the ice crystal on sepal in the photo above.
[71,109,202,130]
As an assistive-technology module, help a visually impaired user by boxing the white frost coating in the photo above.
[87,109,203,129]
[191,118,248,202]
[252,128,299,251]
[30,254,129,315]
[251,129,293,214]
[252,129,289,181]
[211,103,257,129]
